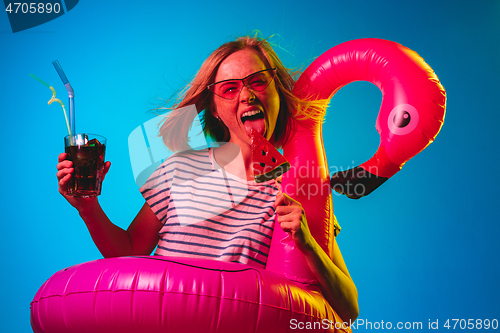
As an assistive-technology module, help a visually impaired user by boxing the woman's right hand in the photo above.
[57,153,111,212]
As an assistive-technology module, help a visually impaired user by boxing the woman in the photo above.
[56,36,359,323]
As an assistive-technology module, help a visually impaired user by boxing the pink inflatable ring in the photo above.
[31,256,349,333]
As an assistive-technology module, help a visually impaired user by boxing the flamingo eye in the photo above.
[393,111,411,128]
[388,104,419,135]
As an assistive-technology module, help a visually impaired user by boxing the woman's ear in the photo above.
[211,111,219,120]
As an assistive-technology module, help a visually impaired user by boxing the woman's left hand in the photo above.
[275,192,315,251]
[275,191,359,323]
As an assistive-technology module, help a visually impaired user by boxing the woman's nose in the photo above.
[239,85,256,103]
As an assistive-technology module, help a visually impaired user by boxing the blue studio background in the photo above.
[1,1,499,332]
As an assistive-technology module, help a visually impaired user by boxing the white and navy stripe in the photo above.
[140,148,278,268]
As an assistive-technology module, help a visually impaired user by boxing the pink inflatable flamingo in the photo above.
[31,39,445,333]
[268,38,446,285]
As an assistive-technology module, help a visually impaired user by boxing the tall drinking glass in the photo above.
[64,133,107,198]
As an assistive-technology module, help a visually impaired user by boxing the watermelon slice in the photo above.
[250,129,290,183]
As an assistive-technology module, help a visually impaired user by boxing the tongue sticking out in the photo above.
[244,118,266,137]
[242,110,266,137]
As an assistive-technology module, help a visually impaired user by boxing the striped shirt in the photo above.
[140,148,278,268]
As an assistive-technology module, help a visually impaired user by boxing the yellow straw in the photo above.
[30,73,74,145]
[48,87,73,144]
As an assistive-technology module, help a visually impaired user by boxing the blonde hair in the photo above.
[157,35,328,152]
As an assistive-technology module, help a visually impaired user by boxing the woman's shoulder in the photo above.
[171,148,210,158]
[166,148,211,164]
[141,148,212,191]
[156,148,212,173]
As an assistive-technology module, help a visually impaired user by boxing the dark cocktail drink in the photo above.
[64,134,106,197]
